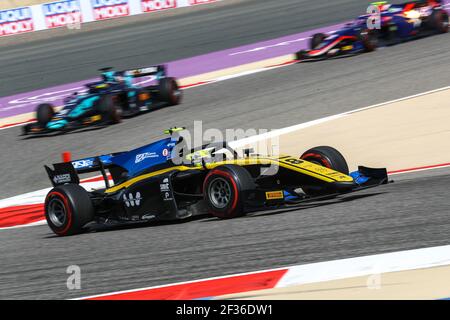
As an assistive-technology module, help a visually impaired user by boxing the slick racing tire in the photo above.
[300,146,349,196]
[98,95,122,124]
[358,28,378,52]
[158,77,182,106]
[45,184,94,236]
[36,103,55,127]
[310,33,327,49]
[430,9,449,33]
[204,165,255,219]
[301,146,349,175]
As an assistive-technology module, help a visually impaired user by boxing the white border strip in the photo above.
[276,244,450,288]
[76,244,450,299]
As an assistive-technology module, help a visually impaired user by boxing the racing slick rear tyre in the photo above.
[36,103,55,127]
[358,29,377,52]
[204,165,255,219]
[45,184,94,236]
[430,9,449,33]
[98,95,122,124]
[300,146,349,196]
[310,33,327,49]
[159,77,182,106]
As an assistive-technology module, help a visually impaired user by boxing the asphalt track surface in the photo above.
[0,0,450,299]
[0,0,395,96]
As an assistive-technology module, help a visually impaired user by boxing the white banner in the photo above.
[0,0,221,36]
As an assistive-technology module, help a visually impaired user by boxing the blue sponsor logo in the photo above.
[72,159,95,169]
[91,0,128,8]
[43,0,80,17]
[0,7,32,24]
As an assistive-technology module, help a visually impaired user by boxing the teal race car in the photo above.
[23,65,182,135]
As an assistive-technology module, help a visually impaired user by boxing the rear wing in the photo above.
[123,65,167,78]
[44,155,122,188]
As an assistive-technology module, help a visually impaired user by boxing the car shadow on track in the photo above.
[21,124,108,139]
[201,192,387,222]
[20,104,174,140]
[248,192,386,218]
[42,214,210,238]
[41,192,385,238]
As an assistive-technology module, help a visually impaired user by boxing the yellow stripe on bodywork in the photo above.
[105,156,353,193]
[204,156,353,183]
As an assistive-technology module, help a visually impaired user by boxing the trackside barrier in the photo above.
[0,0,222,37]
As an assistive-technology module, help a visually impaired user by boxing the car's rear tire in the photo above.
[203,165,255,219]
[159,77,182,106]
[310,33,327,49]
[430,9,449,33]
[358,28,378,52]
[36,103,55,127]
[45,184,94,236]
[98,95,122,124]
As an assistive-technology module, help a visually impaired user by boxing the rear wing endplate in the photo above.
[45,162,80,187]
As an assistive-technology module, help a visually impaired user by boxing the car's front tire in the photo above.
[98,95,122,124]
[300,146,349,196]
[301,146,349,174]
[45,184,94,236]
[159,77,182,106]
[310,33,327,49]
[358,28,378,52]
[430,9,449,33]
[36,103,55,127]
[203,165,255,219]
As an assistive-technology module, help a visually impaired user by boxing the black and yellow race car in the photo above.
[43,128,389,236]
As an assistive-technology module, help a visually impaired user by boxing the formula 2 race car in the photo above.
[43,128,389,236]
[23,66,182,135]
[296,0,449,61]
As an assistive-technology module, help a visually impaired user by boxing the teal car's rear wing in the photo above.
[123,65,167,78]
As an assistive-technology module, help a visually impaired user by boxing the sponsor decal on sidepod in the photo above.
[123,192,142,207]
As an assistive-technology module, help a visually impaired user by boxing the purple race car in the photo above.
[296,0,449,61]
